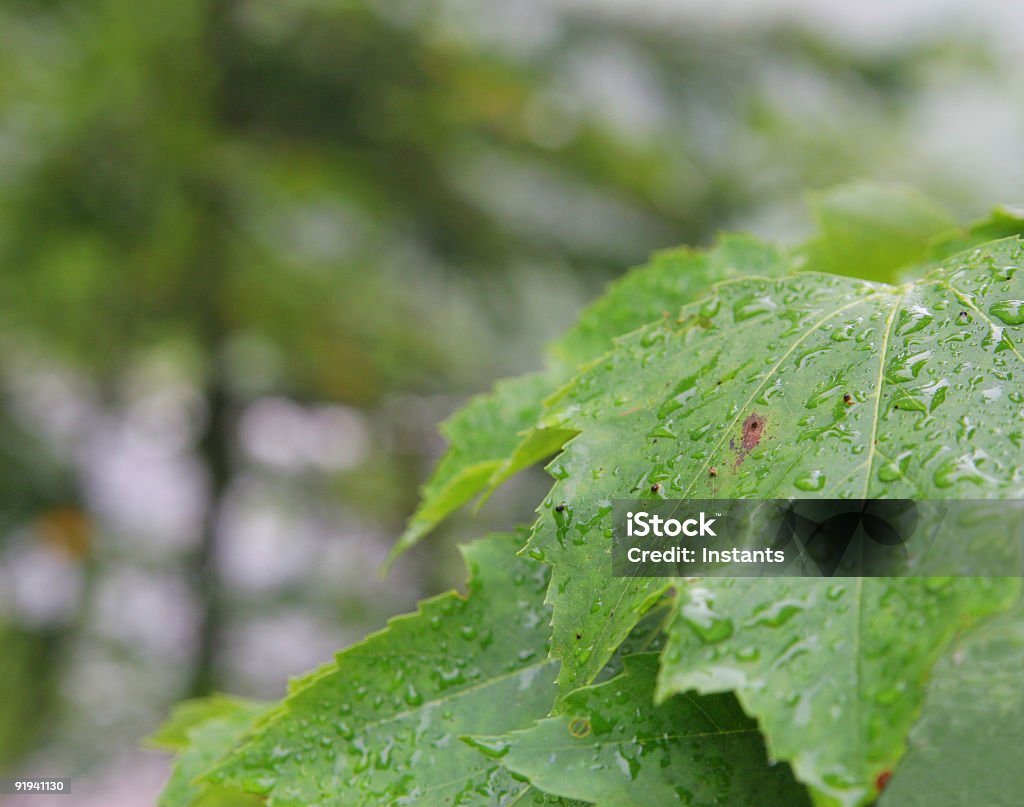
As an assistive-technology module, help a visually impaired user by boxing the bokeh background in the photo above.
[0,0,1022,803]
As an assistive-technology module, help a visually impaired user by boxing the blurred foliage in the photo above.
[0,0,1011,784]
[0,0,993,393]
[0,624,63,769]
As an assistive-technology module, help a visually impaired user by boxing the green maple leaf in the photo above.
[203,532,580,806]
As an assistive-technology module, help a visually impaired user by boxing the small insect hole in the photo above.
[568,718,591,738]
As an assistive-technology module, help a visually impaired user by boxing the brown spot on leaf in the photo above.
[731,412,766,466]
[741,413,766,451]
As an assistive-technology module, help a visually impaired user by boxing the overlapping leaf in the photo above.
[657,577,1017,807]
[388,236,790,565]
[204,532,576,806]
[470,653,810,807]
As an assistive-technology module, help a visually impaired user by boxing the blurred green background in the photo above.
[0,0,1021,803]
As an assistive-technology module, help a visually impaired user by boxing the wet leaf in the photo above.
[471,653,811,807]
[388,236,789,565]
[547,234,790,371]
[879,596,1024,807]
[657,577,1017,807]
[205,532,569,806]
[592,596,672,684]
[528,236,1024,695]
